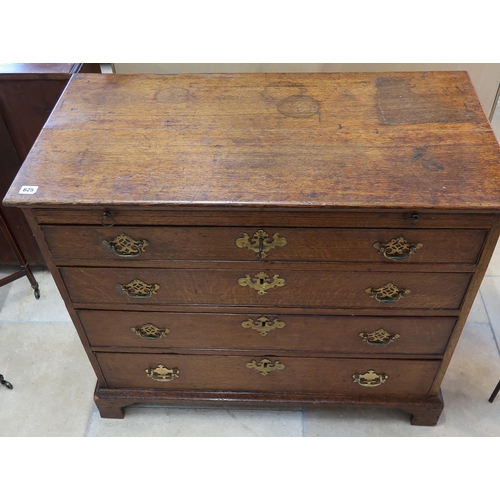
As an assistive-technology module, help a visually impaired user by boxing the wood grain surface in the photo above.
[41,225,487,264]
[96,352,441,397]
[5,72,500,211]
[80,309,456,355]
[60,267,472,310]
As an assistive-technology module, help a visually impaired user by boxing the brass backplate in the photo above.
[359,329,400,346]
[238,272,285,295]
[235,230,287,259]
[145,364,179,382]
[131,323,170,340]
[246,358,285,376]
[103,233,149,257]
[373,236,423,261]
[119,279,160,299]
[352,369,388,387]
[241,316,286,336]
[365,282,410,303]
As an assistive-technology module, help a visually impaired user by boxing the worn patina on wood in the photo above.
[4,72,500,425]
[5,72,500,210]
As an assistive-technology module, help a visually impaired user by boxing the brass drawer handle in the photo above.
[365,282,410,303]
[145,364,179,382]
[246,358,285,376]
[236,230,287,259]
[238,272,286,296]
[103,233,149,257]
[119,279,159,299]
[131,323,170,340]
[373,236,423,261]
[353,369,388,387]
[241,316,286,337]
[359,329,400,346]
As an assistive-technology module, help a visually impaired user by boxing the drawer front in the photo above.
[61,267,471,310]
[96,352,440,397]
[80,310,456,355]
[42,225,486,264]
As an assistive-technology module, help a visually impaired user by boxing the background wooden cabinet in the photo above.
[0,63,101,265]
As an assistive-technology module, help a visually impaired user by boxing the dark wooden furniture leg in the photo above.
[0,374,13,390]
[0,211,40,299]
[489,380,500,402]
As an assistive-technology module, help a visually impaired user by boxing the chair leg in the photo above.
[0,212,40,299]
[488,380,500,403]
[0,374,13,390]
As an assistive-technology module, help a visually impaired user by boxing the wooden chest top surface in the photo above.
[4,71,500,211]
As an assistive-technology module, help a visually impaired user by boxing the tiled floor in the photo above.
[2,108,500,437]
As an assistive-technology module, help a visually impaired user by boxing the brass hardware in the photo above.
[131,323,170,340]
[235,230,287,259]
[359,329,400,346]
[103,233,149,258]
[238,272,286,295]
[118,279,159,299]
[353,369,388,387]
[404,213,419,227]
[373,236,423,261]
[145,364,179,382]
[241,316,286,337]
[365,282,410,303]
[101,210,115,227]
[246,358,285,376]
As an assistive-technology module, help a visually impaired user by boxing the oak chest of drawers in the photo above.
[5,71,500,425]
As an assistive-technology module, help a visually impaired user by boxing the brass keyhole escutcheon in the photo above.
[238,272,286,296]
[235,230,287,259]
[241,316,286,336]
[246,358,285,376]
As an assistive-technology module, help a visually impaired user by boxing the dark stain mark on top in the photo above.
[413,146,427,161]
[375,77,477,126]
[412,146,445,172]
[277,95,319,118]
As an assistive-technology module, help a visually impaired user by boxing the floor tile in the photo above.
[0,267,71,323]
[467,290,490,325]
[303,322,500,436]
[87,405,303,437]
[479,277,500,350]
[0,322,96,436]
[485,239,500,277]
[0,269,11,312]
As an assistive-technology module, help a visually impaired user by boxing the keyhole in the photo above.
[260,278,265,285]
[258,237,264,260]
[263,362,269,368]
